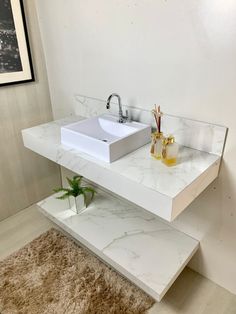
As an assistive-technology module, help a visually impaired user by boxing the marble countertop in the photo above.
[22,116,221,221]
[38,190,199,301]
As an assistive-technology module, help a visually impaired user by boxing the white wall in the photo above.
[35,0,236,294]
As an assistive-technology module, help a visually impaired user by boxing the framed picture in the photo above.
[0,0,34,86]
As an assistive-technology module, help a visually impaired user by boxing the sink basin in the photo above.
[61,114,151,162]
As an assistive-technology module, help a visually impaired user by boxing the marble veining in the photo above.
[22,115,221,221]
[74,94,227,156]
[22,116,220,198]
[37,190,199,301]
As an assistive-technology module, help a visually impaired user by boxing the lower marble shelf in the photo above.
[37,190,199,301]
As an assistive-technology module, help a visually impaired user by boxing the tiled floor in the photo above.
[0,205,235,314]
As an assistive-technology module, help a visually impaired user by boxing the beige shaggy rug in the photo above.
[0,228,154,314]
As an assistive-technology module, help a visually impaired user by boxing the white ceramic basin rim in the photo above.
[61,114,151,162]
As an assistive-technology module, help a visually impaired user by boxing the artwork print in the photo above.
[0,0,34,86]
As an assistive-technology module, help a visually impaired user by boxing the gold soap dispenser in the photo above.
[150,105,163,159]
[162,135,179,166]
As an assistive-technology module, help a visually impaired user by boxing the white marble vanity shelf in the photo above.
[22,115,226,222]
[37,189,199,301]
[23,110,227,301]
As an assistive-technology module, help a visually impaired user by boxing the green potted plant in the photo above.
[53,175,96,214]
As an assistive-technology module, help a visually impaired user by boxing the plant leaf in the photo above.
[56,191,71,200]
[66,176,83,196]
[81,191,88,207]
[66,177,75,189]
[82,186,96,201]
[53,187,71,193]
[54,176,96,203]
[73,175,83,183]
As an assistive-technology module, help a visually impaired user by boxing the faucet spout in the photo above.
[106,93,129,123]
[106,93,121,109]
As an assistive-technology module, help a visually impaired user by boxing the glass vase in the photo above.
[150,131,163,160]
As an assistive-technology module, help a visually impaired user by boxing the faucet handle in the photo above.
[124,109,131,122]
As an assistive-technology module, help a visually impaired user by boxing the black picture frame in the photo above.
[0,0,34,87]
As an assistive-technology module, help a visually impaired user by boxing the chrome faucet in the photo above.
[106,93,129,123]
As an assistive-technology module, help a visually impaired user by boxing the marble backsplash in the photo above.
[73,94,227,157]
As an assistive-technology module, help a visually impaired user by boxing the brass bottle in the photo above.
[162,135,179,166]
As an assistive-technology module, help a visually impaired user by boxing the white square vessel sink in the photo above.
[61,114,151,162]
